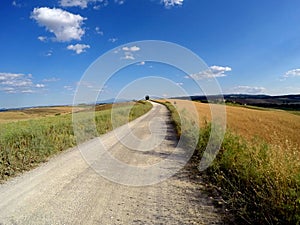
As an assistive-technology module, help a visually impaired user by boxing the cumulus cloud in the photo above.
[232,86,266,94]
[0,73,45,94]
[31,7,86,42]
[162,0,184,8]
[67,43,90,54]
[283,69,300,78]
[121,45,140,60]
[186,65,232,80]
[0,73,32,87]
[210,65,232,73]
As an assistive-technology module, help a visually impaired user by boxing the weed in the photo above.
[159,99,300,224]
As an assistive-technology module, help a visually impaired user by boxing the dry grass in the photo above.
[0,102,142,124]
[165,99,300,148]
[0,106,85,124]
[158,99,300,224]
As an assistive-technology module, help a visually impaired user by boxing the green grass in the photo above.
[159,100,300,224]
[0,101,152,181]
[199,127,300,224]
[285,110,300,116]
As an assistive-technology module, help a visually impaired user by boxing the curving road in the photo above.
[0,102,223,224]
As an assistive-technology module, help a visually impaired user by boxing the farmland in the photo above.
[0,106,84,124]
[159,99,300,224]
[169,99,300,147]
[0,101,152,181]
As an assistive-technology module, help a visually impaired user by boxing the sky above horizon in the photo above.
[1,0,300,108]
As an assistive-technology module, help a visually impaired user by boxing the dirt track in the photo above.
[0,102,224,224]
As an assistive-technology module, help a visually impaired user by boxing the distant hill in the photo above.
[172,94,300,110]
[96,98,130,104]
[0,98,131,112]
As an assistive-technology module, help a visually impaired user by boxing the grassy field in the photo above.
[168,99,300,148]
[0,101,152,181]
[0,106,85,124]
[159,99,300,224]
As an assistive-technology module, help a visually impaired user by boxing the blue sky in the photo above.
[1,0,300,108]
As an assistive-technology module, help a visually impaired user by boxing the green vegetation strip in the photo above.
[0,101,152,181]
[159,100,300,224]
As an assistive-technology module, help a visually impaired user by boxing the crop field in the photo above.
[159,99,300,224]
[0,106,85,124]
[168,99,300,148]
[0,101,152,181]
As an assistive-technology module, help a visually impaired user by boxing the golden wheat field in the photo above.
[165,99,300,148]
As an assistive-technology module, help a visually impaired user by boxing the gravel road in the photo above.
[0,102,224,224]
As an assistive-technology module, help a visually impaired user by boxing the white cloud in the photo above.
[108,38,118,43]
[38,36,47,42]
[0,73,45,94]
[76,81,105,93]
[2,87,15,93]
[283,69,300,78]
[60,0,92,8]
[95,26,104,35]
[136,61,145,66]
[162,0,184,8]
[31,7,86,42]
[0,74,32,87]
[43,77,60,82]
[12,1,21,7]
[60,0,181,9]
[93,0,109,9]
[231,86,266,94]
[122,52,135,60]
[67,44,90,54]
[60,0,109,9]
[122,46,140,52]
[36,84,45,88]
[210,65,232,73]
[120,46,140,60]
[45,50,53,57]
[21,90,34,94]
[64,85,74,91]
[186,65,232,80]
[115,0,125,5]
